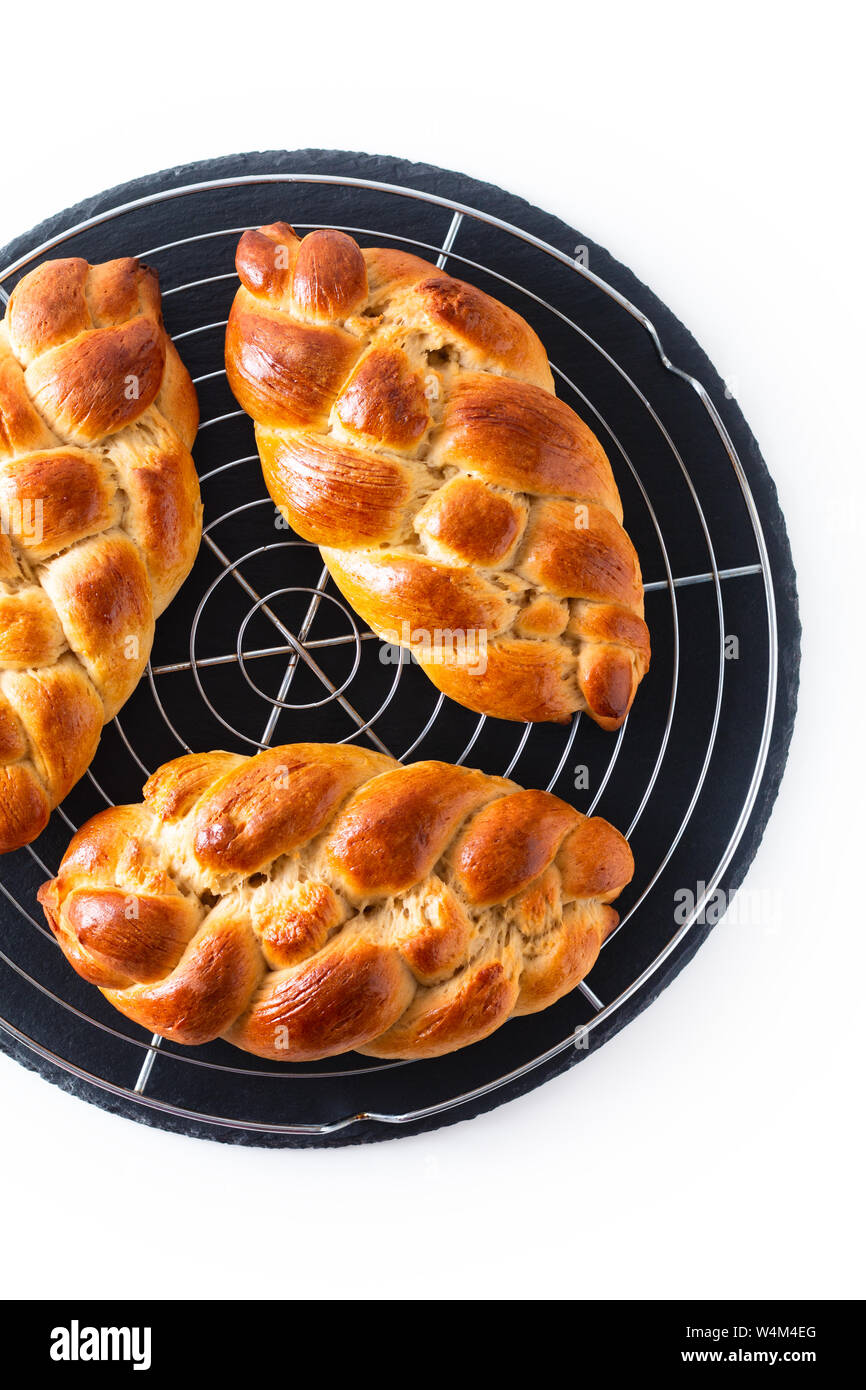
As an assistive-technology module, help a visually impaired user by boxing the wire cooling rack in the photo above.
[0,152,799,1146]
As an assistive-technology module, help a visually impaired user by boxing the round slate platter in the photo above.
[0,150,800,1146]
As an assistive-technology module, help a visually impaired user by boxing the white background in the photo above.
[1,0,862,1301]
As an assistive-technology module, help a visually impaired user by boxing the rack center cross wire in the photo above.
[0,152,800,1146]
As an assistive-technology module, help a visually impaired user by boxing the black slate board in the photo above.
[0,150,800,1146]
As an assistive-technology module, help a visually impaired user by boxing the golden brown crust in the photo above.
[415,476,526,568]
[518,499,643,605]
[226,225,649,726]
[419,637,579,724]
[558,816,635,901]
[320,546,518,639]
[225,935,413,1061]
[2,657,104,804]
[25,318,166,442]
[0,255,202,852]
[0,449,118,560]
[336,347,430,449]
[257,429,415,547]
[252,880,345,970]
[0,763,51,854]
[226,294,361,430]
[191,743,392,877]
[234,224,299,299]
[0,589,65,668]
[452,789,579,907]
[6,259,92,363]
[38,532,155,720]
[512,902,616,1017]
[291,228,369,321]
[64,889,201,986]
[105,904,264,1046]
[39,742,634,1061]
[438,373,623,514]
[144,751,247,822]
[359,952,522,1060]
[325,762,500,898]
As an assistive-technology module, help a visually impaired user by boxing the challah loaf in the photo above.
[38,742,633,1060]
[226,223,650,728]
[0,255,202,852]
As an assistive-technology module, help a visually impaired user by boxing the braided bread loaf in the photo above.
[38,742,633,1060]
[0,256,201,852]
[226,223,650,728]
